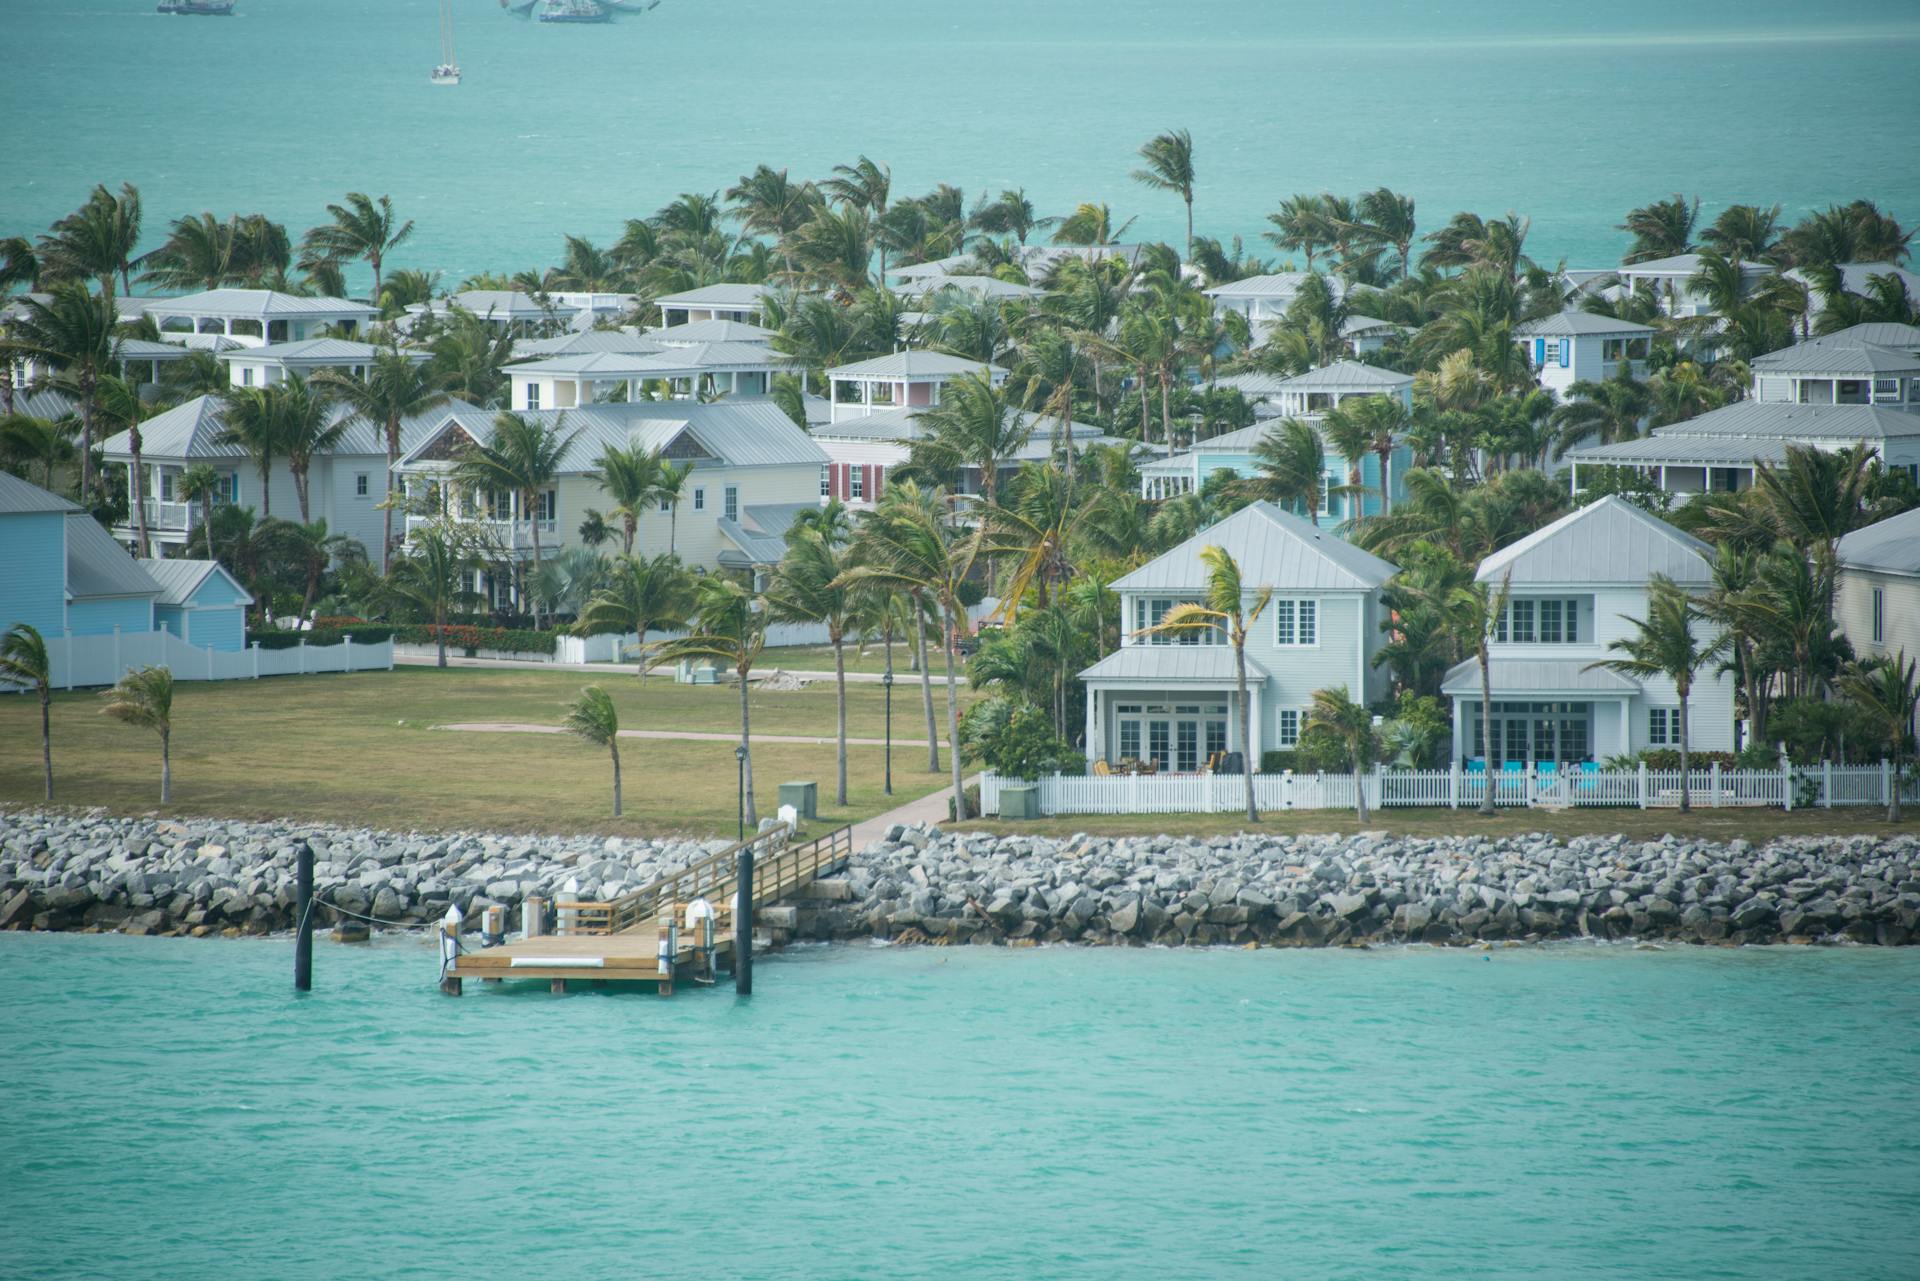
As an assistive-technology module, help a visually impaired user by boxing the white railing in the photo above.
[405,513,558,552]
[140,498,197,531]
[34,628,395,690]
[980,762,1917,816]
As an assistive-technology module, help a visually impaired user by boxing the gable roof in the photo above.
[1080,646,1272,685]
[1820,321,1920,352]
[1617,252,1770,277]
[1786,262,1920,299]
[512,330,665,360]
[1113,501,1398,594]
[1272,360,1413,390]
[1639,401,1920,440]
[917,275,1040,300]
[1751,335,1920,376]
[716,502,817,567]
[65,515,160,600]
[1477,495,1712,586]
[144,289,376,320]
[1837,506,1920,577]
[826,350,1005,380]
[219,338,398,365]
[398,400,829,471]
[1203,272,1332,299]
[1514,310,1657,337]
[437,290,580,319]
[138,557,254,606]
[0,470,81,515]
[624,342,792,373]
[643,318,774,345]
[98,394,445,460]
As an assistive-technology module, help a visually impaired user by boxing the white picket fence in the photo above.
[981,761,1917,816]
[39,627,394,690]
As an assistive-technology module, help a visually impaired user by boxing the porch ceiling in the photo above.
[1440,657,1641,697]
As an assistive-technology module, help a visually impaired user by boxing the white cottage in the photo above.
[1749,333,1920,410]
[823,351,1007,423]
[1513,311,1655,399]
[1440,497,1738,765]
[144,289,378,348]
[1078,502,1399,770]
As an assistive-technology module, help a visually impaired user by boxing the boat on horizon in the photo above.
[601,0,660,11]
[431,0,461,83]
[156,0,236,14]
[535,0,613,22]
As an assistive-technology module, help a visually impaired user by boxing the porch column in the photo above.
[1084,689,1102,766]
[1453,700,1466,764]
[1246,683,1262,763]
[1618,698,1633,758]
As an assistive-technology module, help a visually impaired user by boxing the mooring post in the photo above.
[294,840,314,992]
[524,895,546,939]
[482,905,504,948]
[735,845,755,996]
[438,905,463,996]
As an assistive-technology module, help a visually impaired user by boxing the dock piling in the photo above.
[735,847,755,996]
[293,840,313,992]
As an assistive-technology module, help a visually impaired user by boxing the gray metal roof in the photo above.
[0,470,81,514]
[143,289,377,319]
[716,502,816,567]
[1514,310,1656,337]
[137,557,253,606]
[16,388,77,420]
[1273,360,1412,390]
[917,275,1040,300]
[66,515,160,600]
[624,342,792,373]
[653,283,771,309]
[826,351,1006,380]
[1203,272,1324,298]
[1645,401,1920,440]
[1477,496,1713,586]
[219,338,396,365]
[512,330,665,359]
[1192,424,1269,453]
[1211,371,1294,398]
[99,394,444,461]
[403,400,828,472]
[507,351,669,377]
[643,319,774,345]
[1440,656,1642,696]
[114,338,198,362]
[1786,262,1920,298]
[1617,253,1773,277]
[1080,645,1271,684]
[1821,322,1920,353]
[1837,506,1920,577]
[1750,337,1920,376]
[1567,435,1795,467]
[1113,500,1399,594]
[814,405,1104,451]
[1340,314,1408,336]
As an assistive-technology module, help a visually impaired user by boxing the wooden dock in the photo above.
[442,822,850,996]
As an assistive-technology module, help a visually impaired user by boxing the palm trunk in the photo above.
[832,624,848,807]
[159,727,171,804]
[435,601,447,668]
[293,463,311,524]
[258,461,271,518]
[1677,684,1691,813]
[1377,446,1392,514]
[1477,645,1496,816]
[1158,373,1172,456]
[129,428,150,558]
[1353,758,1370,824]
[916,599,938,771]
[739,665,758,827]
[668,506,677,556]
[943,604,965,820]
[610,741,622,817]
[383,419,400,573]
[1237,641,1257,822]
[39,688,52,802]
[527,491,544,629]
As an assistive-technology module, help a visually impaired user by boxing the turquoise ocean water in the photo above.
[2,932,1916,1279]
[5,0,1919,288]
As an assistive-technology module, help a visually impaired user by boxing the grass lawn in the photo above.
[759,641,957,677]
[0,667,966,837]
[955,807,1920,843]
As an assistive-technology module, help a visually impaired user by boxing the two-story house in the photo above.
[1201,272,1344,324]
[1513,311,1655,399]
[1077,501,1399,769]
[653,283,771,328]
[506,343,790,409]
[1749,334,1920,409]
[1836,507,1920,685]
[823,351,1008,423]
[1615,254,1773,318]
[810,406,1117,507]
[220,338,425,389]
[144,289,378,347]
[1439,496,1737,765]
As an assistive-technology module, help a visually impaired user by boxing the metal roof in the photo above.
[1837,506,1920,577]
[401,400,828,472]
[1647,401,1920,440]
[1618,253,1769,278]
[137,557,254,606]
[114,338,198,362]
[826,351,1006,380]
[813,405,1104,448]
[1820,321,1920,353]
[653,283,771,309]
[716,502,817,567]
[1113,500,1399,594]
[1514,310,1656,337]
[1477,496,1712,586]
[512,330,665,359]
[1272,360,1412,390]
[1440,656,1643,697]
[1340,314,1409,336]
[0,470,81,514]
[1750,337,1920,375]
[1211,371,1294,397]
[1786,262,1920,298]
[219,338,395,365]
[917,275,1040,300]
[506,351,669,377]
[142,289,377,319]
[98,394,444,461]
[436,290,581,319]
[1203,272,1329,299]
[1567,435,1795,467]
[1080,645,1271,685]
[643,319,773,345]
[624,342,792,373]
[65,514,160,600]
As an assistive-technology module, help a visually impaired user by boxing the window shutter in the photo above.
[1559,340,1570,369]
[1534,338,1545,367]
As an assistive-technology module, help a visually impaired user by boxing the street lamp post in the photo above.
[735,743,747,841]
[881,670,894,796]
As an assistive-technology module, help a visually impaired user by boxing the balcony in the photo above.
[405,512,558,555]
[128,498,198,533]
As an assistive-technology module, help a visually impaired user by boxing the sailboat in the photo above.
[536,0,612,22]
[431,0,461,83]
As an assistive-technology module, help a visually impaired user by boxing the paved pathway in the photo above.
[436,721,936,748]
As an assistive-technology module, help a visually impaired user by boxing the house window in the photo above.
[1872,587,1884,644]
[160,472,176,501]
[820,466,831,499]
[1541,339,1561,365]
[1508,598,1535,643]
[693,487,705,512]
[536,490,556,523]
[224,473,239,503]
[1276,709,1301,748]
[723,485,738,522]
[1497,598,1579,644]
[850,467,864,500]
[525,383,541,410]
[355,473,369,497]
[1317,471,1332,515]
[1648,707,1677,746]
[1119,718,1140,760]
[241,366,255,387]
[1274,599,1317,647]
[1131,596,1219,645]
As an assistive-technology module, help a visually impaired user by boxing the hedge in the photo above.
[248,624,396,650]
[391,624,557,656]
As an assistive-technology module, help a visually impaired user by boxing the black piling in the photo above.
[294,840,314,992]
[735,846,754,996]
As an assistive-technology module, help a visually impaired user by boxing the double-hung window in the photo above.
[1276,709,1301,748]
[1274,598,1317,647]
[1648,707,1677,745]
[355,473,369,498]
[1497,597,1579,643]
[693,487,706,512]
[820,466,831,499]
[850,468,864,500]
[1130,596,1217,645]
[1872,587,1885,645]
[526,383,541,410]
[723,485,739,522]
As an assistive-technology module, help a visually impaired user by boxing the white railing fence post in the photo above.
[1883,758,1892,807]
[344,633,353,671]
[251,641,261,679]
[1449,760,1459,810]
[63,631,74,691]
[1711,760,1721,809]
[298,638,308,675]
[1637,760,1648,809]
[1780,752,1792,811]
[1823,759,1833,809]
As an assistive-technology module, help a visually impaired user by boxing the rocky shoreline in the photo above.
[3,809,1917,948]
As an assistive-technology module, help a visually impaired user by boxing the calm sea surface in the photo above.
[4,0,1919,286]
[2,933,1916,1279]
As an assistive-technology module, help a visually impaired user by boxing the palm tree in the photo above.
[0,282,116,502]
[0,623,54,801]
[1142,545,1271,821]
[279,518,363,619]
[652,459,693,556]
[1248,418,1325,522]
[972,188,1056,247]
[215,386,284,519]
[314,348,452,569]
[1586,576,1726,812]
[139,212,238,291]
[1618,194,1699,264]
[0,413,77,489]
[1447,571,1512,815]
[1307,686,1379,823]
[97,374,154,555]
[178,464,222,546]
[907,372,1032,509]
[1354,187,1418,281]
[1320,401,1374,524]
[453,412,580,626]
[1551,363,1651,452]
[273,375,347,525]
[1264,193,1335,270]
[589,443,663,555]
[1750,442,1876,600]
[101,666,174,803]
[727,165,819,273]
[768,526,858,805]
[784,205,874,294]
[659,575,768,827]
[1698,544,1771,747]
[388,527,481,667]
[1837,652,1918,823]
[299,193,413,299]
[1701,203,1783,263]
[577,552,696,680]
[40,182,142,300]
[1131,128,1196,257]
[563,685,624,817]
[1050,202,1135,247]
[837,480,981,816]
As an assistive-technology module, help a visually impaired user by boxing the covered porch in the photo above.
[1441,658,1639,768]
[1081,648,1269,772]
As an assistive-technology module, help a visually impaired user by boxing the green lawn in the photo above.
[956,807,1920,843]
[0,668,965,837]
[760,641,944,677]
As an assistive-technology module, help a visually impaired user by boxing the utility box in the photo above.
[1000,784,1040,820]
[778,781,818,820]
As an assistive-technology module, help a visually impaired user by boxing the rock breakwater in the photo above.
[3,809,1917,947]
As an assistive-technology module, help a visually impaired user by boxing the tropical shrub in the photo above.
[960,697,1081,780]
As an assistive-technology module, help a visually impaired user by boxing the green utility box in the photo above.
[1000,784,1040,820]
[779,781,818,820]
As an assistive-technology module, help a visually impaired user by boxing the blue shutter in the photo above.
[1534,338,1545,366]
[1559,340,1571,369]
